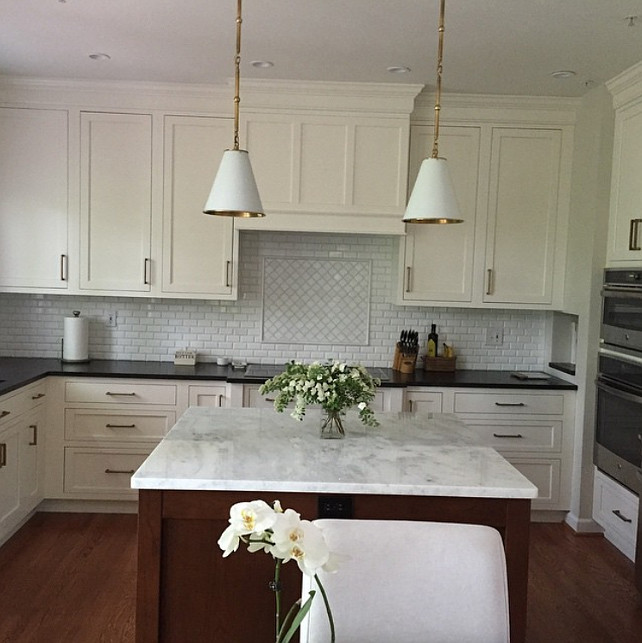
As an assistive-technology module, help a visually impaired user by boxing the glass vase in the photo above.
[320,409,345,439]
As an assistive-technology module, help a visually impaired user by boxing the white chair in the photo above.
[300,519,510,643]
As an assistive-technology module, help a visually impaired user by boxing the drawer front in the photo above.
[188,385,228,408]
[454,392,564,415]
[244,385,284,409]
[64,408,175,441]
[461,418,561,452]
[0,382,47,426]
[593,469,639,560]
[508,458,561,509]
[64,448,150,495]
[406,392,443,414]
[65,381,177,405]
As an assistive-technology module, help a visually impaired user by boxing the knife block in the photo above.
[393,346,417,373]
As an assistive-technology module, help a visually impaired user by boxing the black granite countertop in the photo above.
[0,357,577,397]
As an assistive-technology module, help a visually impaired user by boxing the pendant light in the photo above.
[403,0,462,224]
[203,0,264,218]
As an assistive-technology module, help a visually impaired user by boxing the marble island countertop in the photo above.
[131,407,538,499]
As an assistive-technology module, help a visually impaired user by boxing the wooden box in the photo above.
[423,356,456,372]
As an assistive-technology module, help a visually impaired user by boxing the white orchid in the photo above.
[219,499,336,643]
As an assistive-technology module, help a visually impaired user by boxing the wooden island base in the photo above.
[136,489,531,643]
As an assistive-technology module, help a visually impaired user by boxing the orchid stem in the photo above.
[274,559,282,639]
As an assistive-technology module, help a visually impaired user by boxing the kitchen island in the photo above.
[132,407,537,643]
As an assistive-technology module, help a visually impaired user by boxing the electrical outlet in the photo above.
[486,327,504,346]
[107,311,117,327]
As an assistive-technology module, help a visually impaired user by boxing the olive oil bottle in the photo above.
[427,323,439,358]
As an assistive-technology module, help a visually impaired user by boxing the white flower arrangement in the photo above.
[218,499,336,643]
[258,360,381,427]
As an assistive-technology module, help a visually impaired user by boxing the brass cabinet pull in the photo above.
[408,400,413,412]
[0,443,6,468]
[495,402,526,407]
[31,393,46,400]
[143,258,151,285]
[29,424,38,446]
[493,433,523,439]
[105,468,136,475]
[225,260,231,288]
[405,267,412,293]
[265,397,276,403]
[105,423,136,428]
[105,391,137,396]
[628,219,642,251]
[486,268,493,295]
[60,254,68,281]
[0,410,10,419]
[612,509,632,523]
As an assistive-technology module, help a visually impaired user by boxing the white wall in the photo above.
[0,231,547,370]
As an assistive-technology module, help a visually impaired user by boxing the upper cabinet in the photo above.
[0,107,69,291]
[401,97,574,309]
[80,112,153,293]
[161,116,235,298]
[606,64,642,267]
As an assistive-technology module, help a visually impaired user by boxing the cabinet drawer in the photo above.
[65,381,177,405]
[64,448,149,496]
[593,469,638,561]
[64,408,175,441]
[507,458,561,509]
[0,382,47,426]
[454,392,564,415]
[461,418,561,452]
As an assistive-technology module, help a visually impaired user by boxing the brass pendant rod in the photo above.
[431,0,446,159]
[232,0,242,151]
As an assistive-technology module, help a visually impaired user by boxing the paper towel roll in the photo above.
[62,311,89,363]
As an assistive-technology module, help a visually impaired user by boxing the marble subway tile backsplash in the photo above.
[0,232,546,370]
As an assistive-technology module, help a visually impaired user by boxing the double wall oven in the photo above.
[598,268,642,588]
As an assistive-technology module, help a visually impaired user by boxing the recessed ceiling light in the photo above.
[550,70,576,79]
[387,66,411,74]
[251,60,274,69]
[89,53,111,61]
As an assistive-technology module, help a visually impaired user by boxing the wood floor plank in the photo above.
[0,514,640,642]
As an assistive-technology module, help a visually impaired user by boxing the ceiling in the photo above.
[2,0,642,97]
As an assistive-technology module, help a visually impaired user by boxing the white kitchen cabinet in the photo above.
[453,388,574,511]
[606,99,642,266]
[0,381,46,544]
[404,388,444,413]
[236,112,408,234]
[161,116,236,298]
[80,111,153,293]
[187,384,229,408]
[593,468,638,561]
[0,107,69,291]
[483,128,563,305]
[402,125,481,303]
[400,122,570,309]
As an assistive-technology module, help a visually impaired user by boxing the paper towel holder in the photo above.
[61,310,91,363]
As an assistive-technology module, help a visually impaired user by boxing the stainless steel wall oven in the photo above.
[597,269,642,494]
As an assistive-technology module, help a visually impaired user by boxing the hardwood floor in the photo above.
[0,514,640,642]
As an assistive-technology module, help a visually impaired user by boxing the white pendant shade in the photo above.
[203,149,264,217]
[403,156,462,223]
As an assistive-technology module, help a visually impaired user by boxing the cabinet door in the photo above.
[162,116,235,297]
[607,102,642,265]
[188,385,228,408]
[403,126,480,302]
[404,390,443,413]
[484,128,561,304]
[80,112,153,292]
[19,408,43,512]
[0,423,20,526]
[0,107,69,289]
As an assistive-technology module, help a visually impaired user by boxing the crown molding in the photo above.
[606,60,642,110]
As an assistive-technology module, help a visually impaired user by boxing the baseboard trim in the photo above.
[38,499,138,514]
[564,512,604,534]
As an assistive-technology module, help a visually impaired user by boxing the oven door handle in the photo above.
[602,286,642,298]
[597,380,642,406]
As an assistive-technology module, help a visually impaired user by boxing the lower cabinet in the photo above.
[593,467,639,561]
[187,384,229,407]
[0,381,46,543]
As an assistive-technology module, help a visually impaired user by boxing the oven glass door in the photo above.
[595,379,642,470]
[602,290,642,350]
